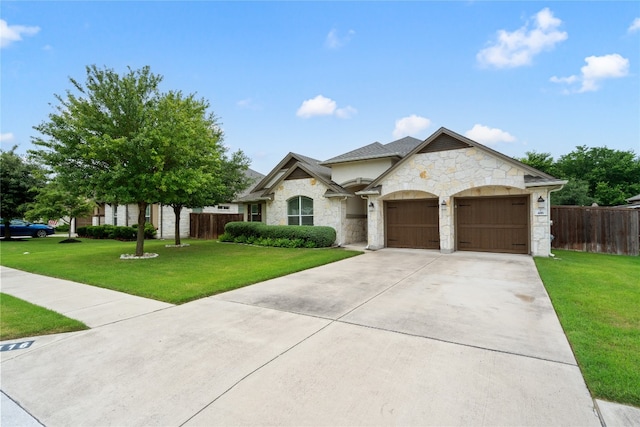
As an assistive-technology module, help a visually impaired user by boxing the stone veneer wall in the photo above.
[366,147,554,256]
[344,217,367,244]
[266,177,343,245]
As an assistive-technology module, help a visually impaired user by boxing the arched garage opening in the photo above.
[383,192,439,249]
[454,194,529,254]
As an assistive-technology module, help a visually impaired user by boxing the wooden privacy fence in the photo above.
[551,206,639,256]
[190,213,243,239]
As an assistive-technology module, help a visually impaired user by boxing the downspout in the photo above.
[160,203,163,239]
[547,184,566,257]
[360,195,371,250]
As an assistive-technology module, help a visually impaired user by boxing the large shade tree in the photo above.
[0,147,45,239]
[32,65,165,256]
[150,91,251,245]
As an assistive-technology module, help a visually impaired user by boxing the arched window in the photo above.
[288,196,313,225]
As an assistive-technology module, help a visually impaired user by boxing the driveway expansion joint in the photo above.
[178,319,335,427]
[335,319,579,368]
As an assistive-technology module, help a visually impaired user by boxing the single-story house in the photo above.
[236,127,567,256]
[99,168,264,238]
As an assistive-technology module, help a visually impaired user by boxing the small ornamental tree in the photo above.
[0,147,45,239]
[32,65,163,256]
[25,178,95,240]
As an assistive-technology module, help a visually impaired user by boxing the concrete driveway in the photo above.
[0,249,600,426]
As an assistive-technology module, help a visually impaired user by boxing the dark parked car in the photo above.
[0,219,55,238]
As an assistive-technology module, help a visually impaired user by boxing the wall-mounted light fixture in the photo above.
[441,199,448,208]
[537,196,546,208]
[369,201,375,209]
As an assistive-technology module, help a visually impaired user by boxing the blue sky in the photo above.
[2,1,639,174]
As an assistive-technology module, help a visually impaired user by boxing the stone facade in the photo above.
[364,147,555,256]
[266,177,346,244]
[240,128,562,256]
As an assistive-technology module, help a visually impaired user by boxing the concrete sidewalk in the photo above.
[0,267,173,328]
[1,253,638,426]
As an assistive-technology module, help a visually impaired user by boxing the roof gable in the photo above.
[417,133,470,153]
[250,152,328,193]
[241,152,348,201]
[364,127,562,190]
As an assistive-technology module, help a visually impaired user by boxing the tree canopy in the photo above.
[31,65,249,255]
[0,147,45,239]
[150,91,250,245]
[518,146,640,206]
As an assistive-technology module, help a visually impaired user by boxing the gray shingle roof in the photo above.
[383,136,423,157]
[235,168,265,199]
[321,137,422,165]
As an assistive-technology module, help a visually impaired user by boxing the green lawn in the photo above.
[0,237,361,304]
[535,250,640,407]
[0,293,88,341]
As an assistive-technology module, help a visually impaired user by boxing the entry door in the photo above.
[456,196,529,254]
[386,200,440,249]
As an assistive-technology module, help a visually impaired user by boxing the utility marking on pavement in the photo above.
[0,340,34,352]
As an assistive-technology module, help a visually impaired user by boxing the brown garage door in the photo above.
[386,199,440,249]
[456,196,529,254]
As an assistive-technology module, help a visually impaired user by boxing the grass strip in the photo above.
[0,293,88,341]
[0,237,361,304]
[535,250,640,407]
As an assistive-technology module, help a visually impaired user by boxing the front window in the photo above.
[113,205,118,226]
[145,205,151,224]
[288,196,313,226]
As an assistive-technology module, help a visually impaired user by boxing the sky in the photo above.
[2,1,639,175]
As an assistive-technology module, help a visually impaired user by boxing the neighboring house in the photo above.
[236,127,567,256]
[101,168,265,239]
[620,194,640,209]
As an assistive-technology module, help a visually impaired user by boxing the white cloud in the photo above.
[628,18,640,33]
[335,106,357,119]
[0,19,40,48]
[0,132,15,143]
[477,8,567,68]
[392,115,431,139]
[464,124,516,145]
[236,98,261,110]
[325,28,355,49]
[296,95,356,119]
[550,53,629,93]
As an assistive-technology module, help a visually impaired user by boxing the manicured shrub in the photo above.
[218,232,234,242]
[224,222,264,238]
[76,224,156,240]
[133,223,157,239]
[56,223,70,233]
[222,222,336,248]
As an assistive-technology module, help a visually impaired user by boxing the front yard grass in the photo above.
[0,293,88,341]
[0,237,361,304]
[535,250,640,407]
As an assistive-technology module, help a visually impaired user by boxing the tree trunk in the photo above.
[3,221,12,240]
[136,202,147,256]
[173,205,182,246]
